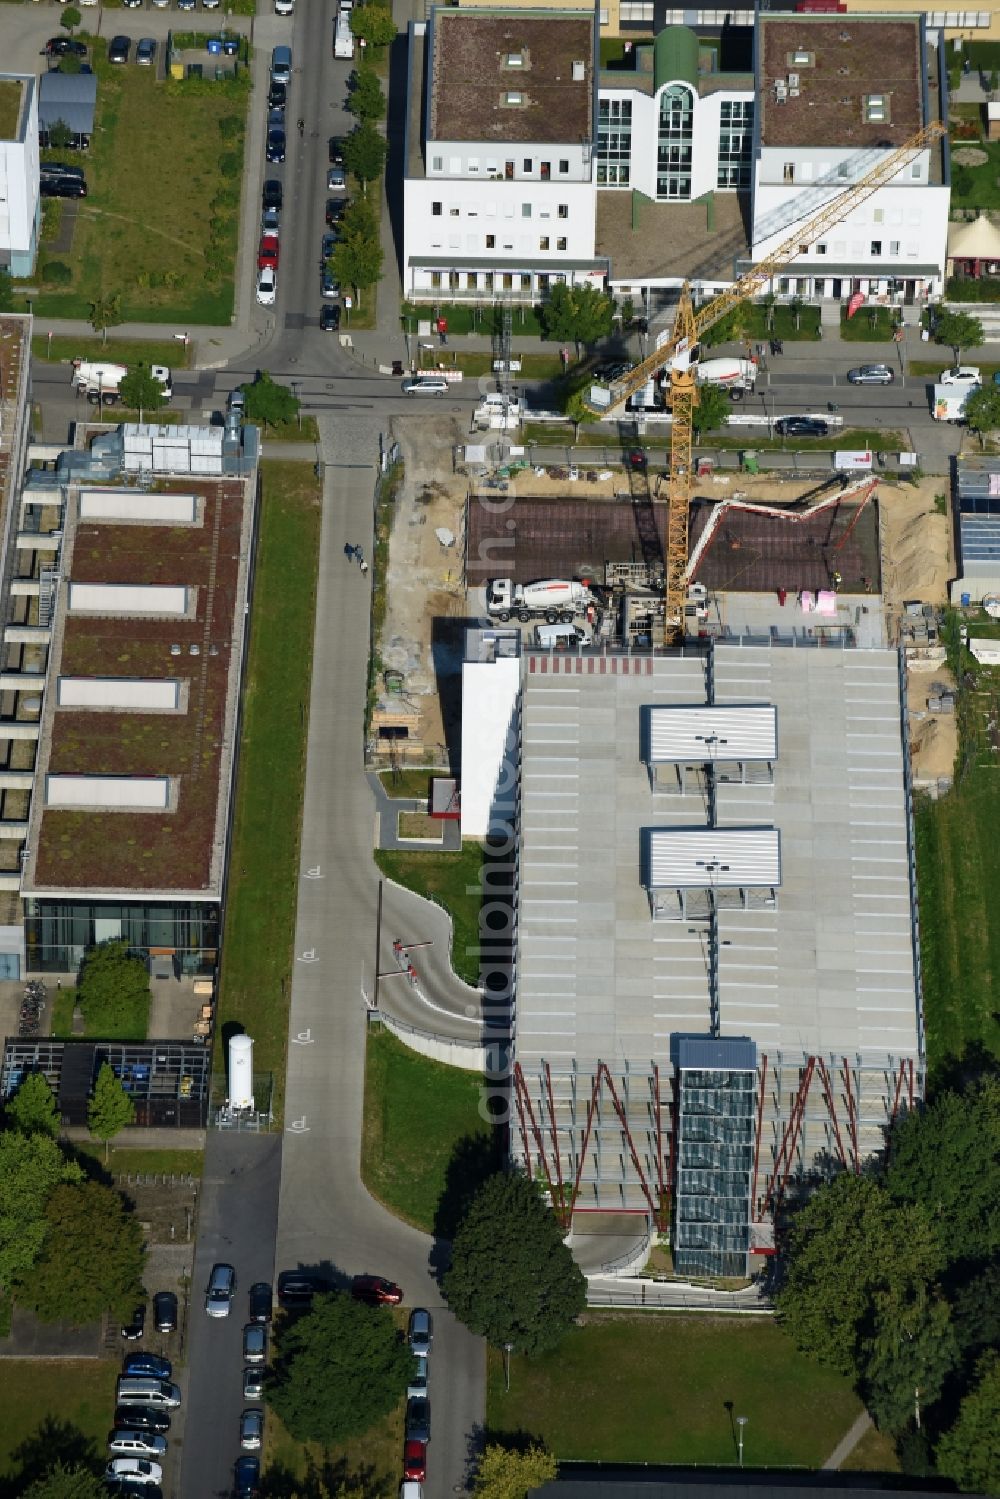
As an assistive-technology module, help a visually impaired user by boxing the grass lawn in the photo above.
[403,301,543,338]
[259,415,320,443]
[915,769,1000,1083]
[60,995,149,1042]
[950,139,1000,211]
[486,1314,865,1467]
[0,1359,119,1488]
[265,1384,404,1496]
[704,428,906,453]
[840,1422,900,1474]
[49,985,75,1038]
[216,461,322,1119]
[23,46,246,323]
[31,336,191,370]
[0,81,23,139]
[910,360,998,380]
[840,307,902,341]
[361,1028,495,1234]
[374,844,485,987]
[703,304,821,345]
[73,1145,204,1178]
[445,352,567,380]
[379,768,442,799]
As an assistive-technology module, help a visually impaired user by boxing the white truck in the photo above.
[71,360,172,405]
[932,383,977,423]
[487,577,597,623]
[693,356,758,401]
[334,9,355,58]
[473,392,522,430]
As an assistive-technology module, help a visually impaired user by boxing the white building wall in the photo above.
[460,653,521,839]
[599,83,753,202]
[752,145,949,287]
[425,138,591,182]
[0,76,39,278]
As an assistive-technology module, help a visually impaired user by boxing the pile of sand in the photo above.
[879,480,952,606]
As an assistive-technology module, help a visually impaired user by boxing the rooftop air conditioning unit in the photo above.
[788,72,800,87]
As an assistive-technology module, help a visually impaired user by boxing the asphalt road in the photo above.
[177,1133,282,1499]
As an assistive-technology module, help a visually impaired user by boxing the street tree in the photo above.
[473,1444,557,1499]
[240,371,299,431]
[56,52,82,74]
[118,365,167,421]
[22,1465,106,1499]
[76,940,150,1037]
[935,1351,1000,1495]
[0,1131,82,1294]
[23,1180,145,1325]
[267,1291,412,1444]
[88,293,122,346]
[343,122,387,192]
[564,388,600,441]
[775,1172,945,1375]
[691,382,731,436]
[60,5,82,31]
[887,1076,1000,1263]
[87,1062,135,1162]
[963,384,1000,452]
[538,283,614,356]
[443,1170,586,1357]
[347,67,386,122]
[47,119,74,149]
[934,307,985,364]
[860,1294,960,1434]
[332,222,383,308]
[350,4,397,47]
[5,1072,60,1137]
[0,270,12,313]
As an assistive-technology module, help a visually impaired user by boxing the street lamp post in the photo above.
[503,1342,514,1393]
[737,1416,748,1468]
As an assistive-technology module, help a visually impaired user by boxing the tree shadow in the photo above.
[260,1454,392,1499]
[4,1416,100,1498]
[928,1039,999,1097]
[432,1133,502,1243]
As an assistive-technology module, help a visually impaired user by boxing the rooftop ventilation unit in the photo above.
[572,59,585,81]
[507,51,523,66]
[788,71,800,87]
[774,79,788,101]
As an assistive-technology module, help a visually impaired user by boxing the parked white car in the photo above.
[256,267,277,307]
[940,366,982,386]
[105,1458,163,1486]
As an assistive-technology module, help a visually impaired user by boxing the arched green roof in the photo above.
[654,25,698,93]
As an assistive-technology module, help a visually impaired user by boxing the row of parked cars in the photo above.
[107,1300,181,1492]
[256,47,292,308]
[201,1264,268,1496]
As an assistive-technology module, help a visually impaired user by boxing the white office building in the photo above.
[0,76,40,279]
[402,6,608,302]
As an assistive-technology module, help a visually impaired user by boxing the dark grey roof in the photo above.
[38,71,97,135]
[959,514,1000,570]
[674,1036,757,1071]
[534,1480,984,1499]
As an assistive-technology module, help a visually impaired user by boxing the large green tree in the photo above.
[443,1171,586,1357]
[87,1062,135,1161]
[538,283,614,356]
[0,1132,82,1294]
[76,940,150,1036]
[474,1444,557,1499]
[240,371,299,431]
[332,220,383,309]
[5,1072,60,1138]
[934,308,985,365]
[775,1173,944,1375]
[350,4,397,47]
[343,121,387,191]
[22,1465,106,1499]
[887,1078,1000,1264]
[0,269,14,313]
[964,385,1000,452]
[118,366,167,420]
[935,1352,1000,1495]
[88,293,122,346]
[22,1180,145,1324]
[346,67,386,122]
[266,1292,411,1444]
[691,382,732,436]
[860,1295,960,1435]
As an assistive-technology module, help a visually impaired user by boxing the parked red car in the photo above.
[257,232,280,271]
[351,1275,402,1306]
[403,1441,427,1481]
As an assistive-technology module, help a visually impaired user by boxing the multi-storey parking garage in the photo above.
[464,634,922,1277]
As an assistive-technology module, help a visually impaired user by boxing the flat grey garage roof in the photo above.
[515,642,919,1071]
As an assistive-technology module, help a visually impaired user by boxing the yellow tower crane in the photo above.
[590,120,947,639]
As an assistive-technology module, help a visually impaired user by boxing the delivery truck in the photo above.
[71,360,172,404]
[932,383,976,423]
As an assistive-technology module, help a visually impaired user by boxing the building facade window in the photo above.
[540,236,550,250]
[717,98,753,189]
[597,98,632,186]
[559,158,569,173]
[432,202,442,215]
[486,234,496,248]
[620,0,653,19]
[557,236,567,250]
[657,83,694,201]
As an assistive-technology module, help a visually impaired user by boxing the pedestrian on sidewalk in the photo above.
[392,938,403,962]
[360,558,369,575]
[344,541,357,561]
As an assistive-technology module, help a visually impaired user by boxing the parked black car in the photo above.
[44,37,87,57]
[107,35,131,64]
[325,198,346,226]
[248,1282,272,1323]
[774,416,829,437]
[266,126,286,163]
[268,79,287,110]
[262,179,283,212]
[320,306,341,332]
[40,172,87,199]
[153,1291,178,1333]
[120,1306,145,1342]
[276,1272,327,1308]
[113,1406,171,1435]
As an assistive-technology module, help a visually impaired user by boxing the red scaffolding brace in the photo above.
[815,1056,849,1170]
[762,1057,816,1215]
[841,1056,860,1173]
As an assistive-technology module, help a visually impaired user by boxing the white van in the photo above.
[534,622,593,650]
[334,10,355,58]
